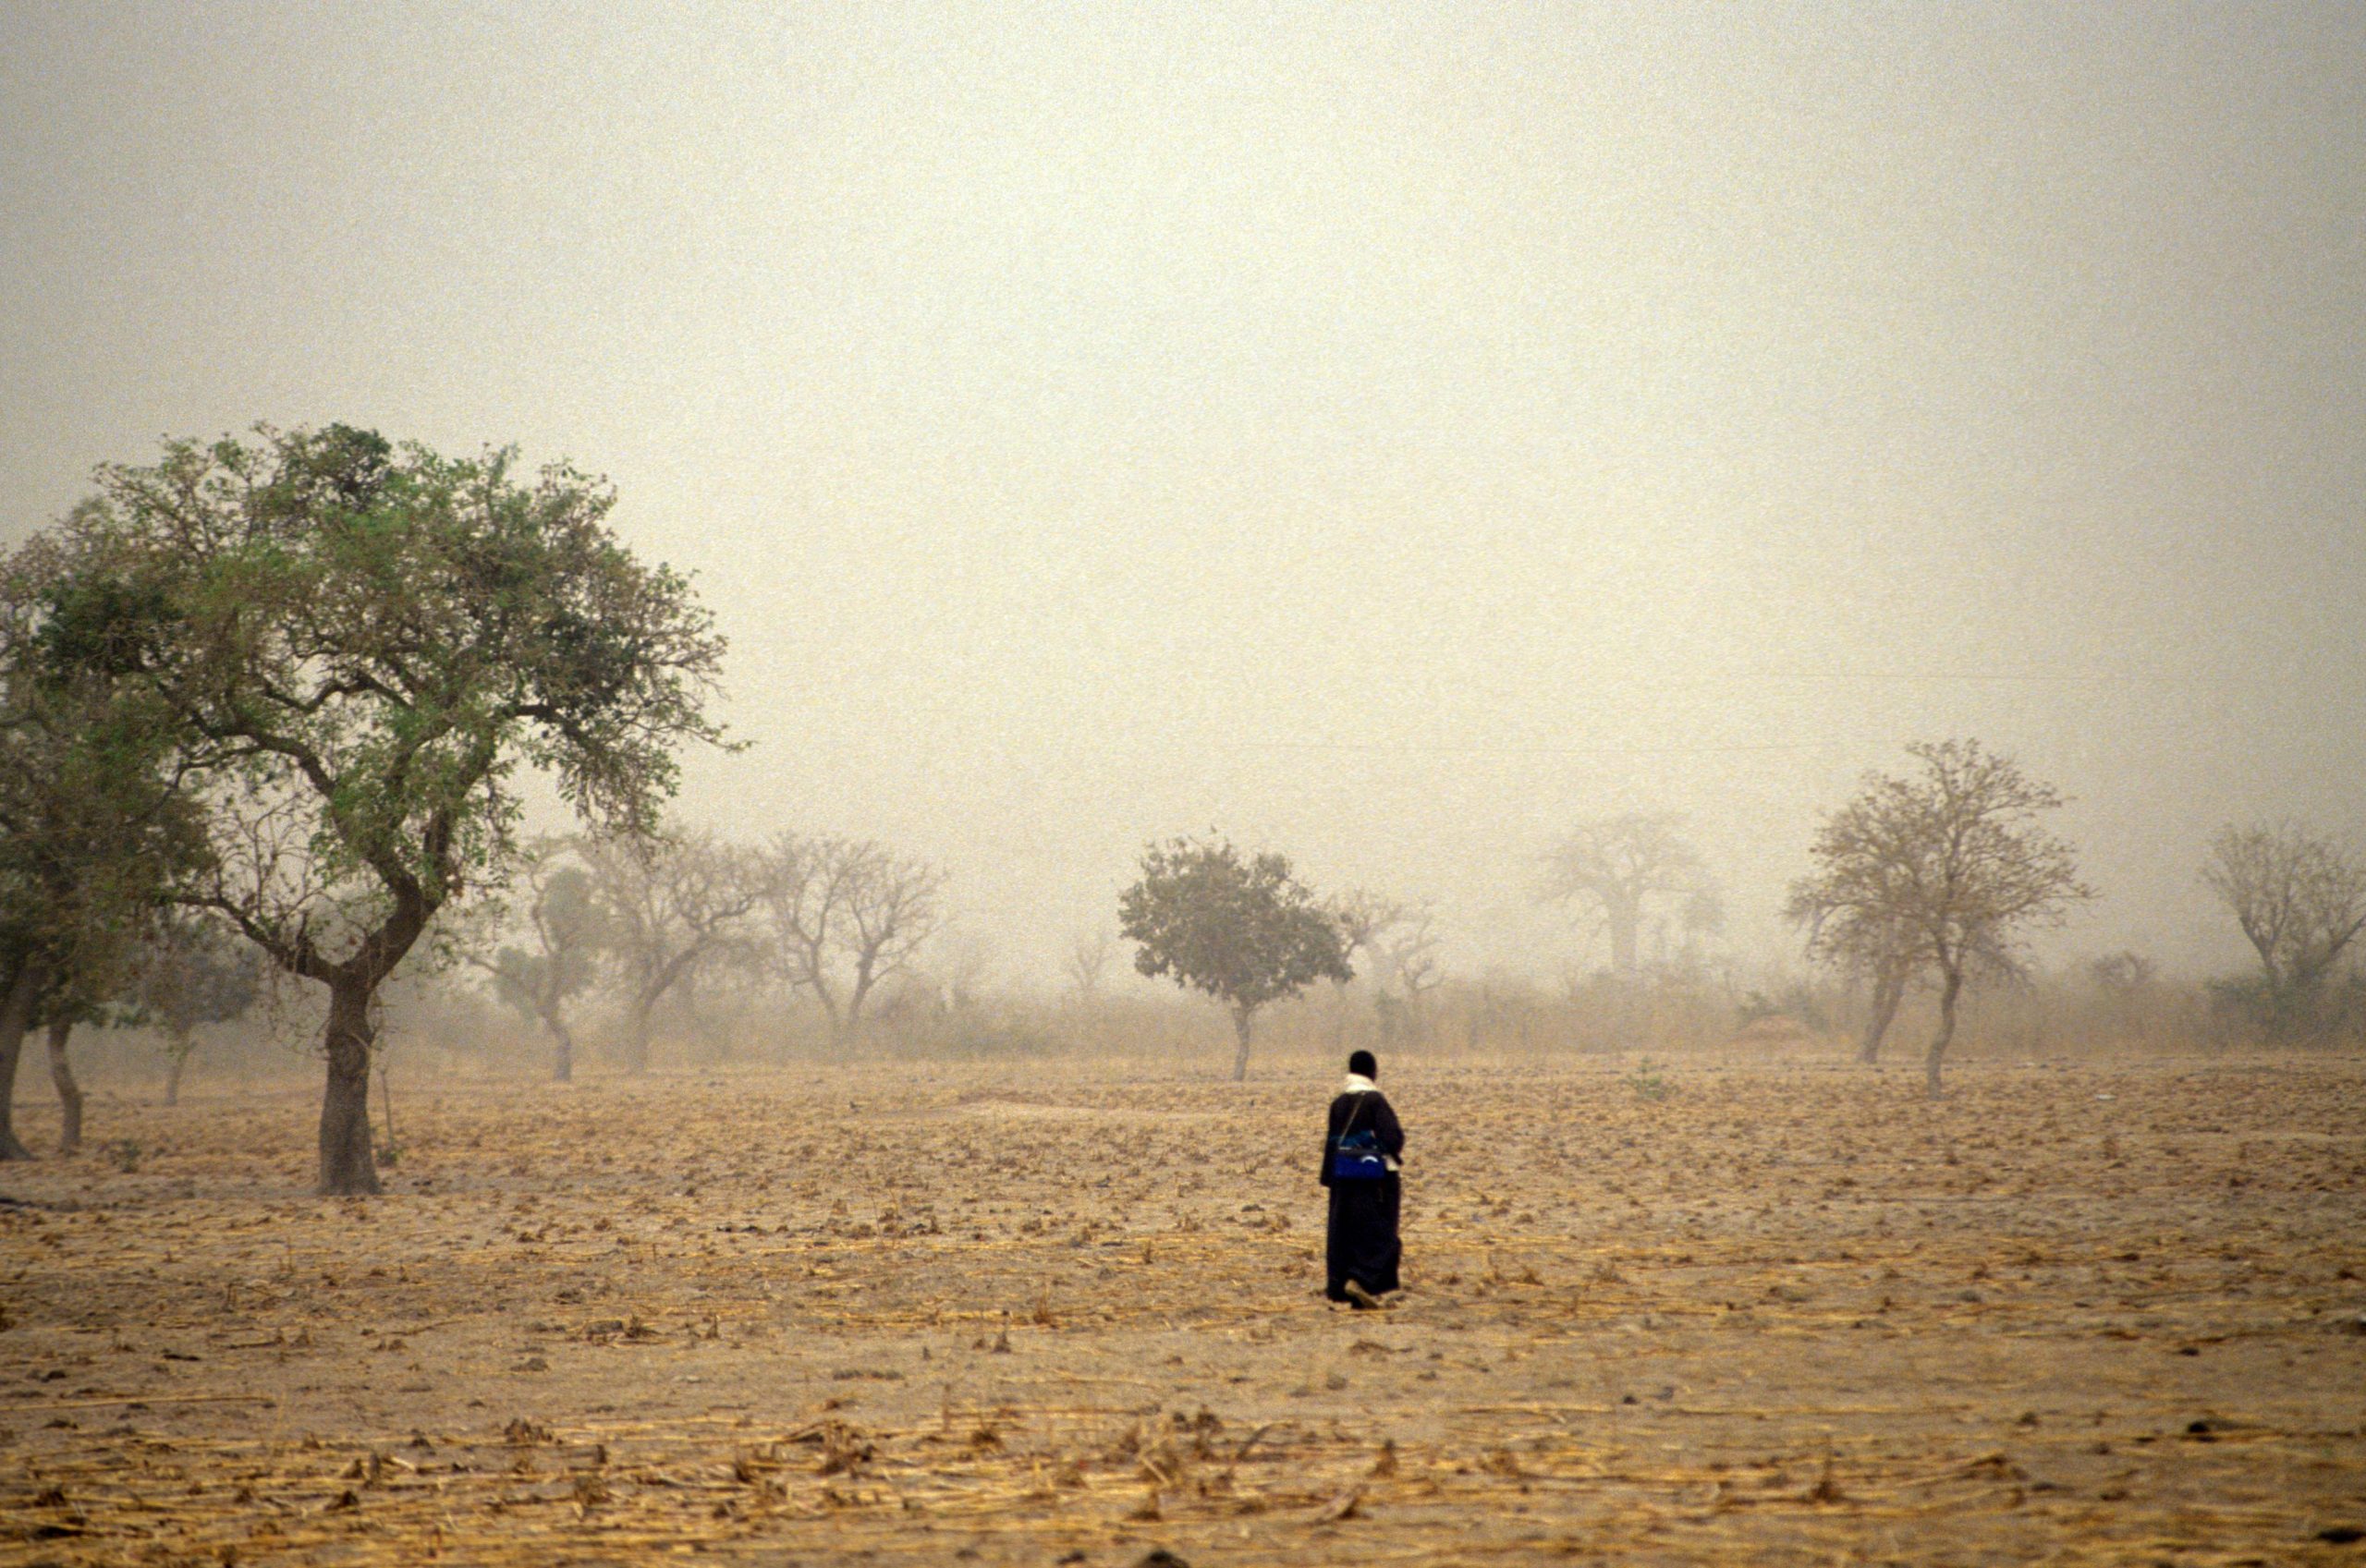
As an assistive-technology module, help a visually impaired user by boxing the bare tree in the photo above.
[1538,813,1713,976]
[1326,888,1403,1047]
[2086,949,2163,1047]
[760,834,945,1050]
[2201,821,2366,1040]
[931,928,994,1015]
[1063,930,1115,1002]
[1786,887,2018,1065]
[1782,878,1921,1064]
[1372,900,1445,1047]
[1327,889,1445,1047]
[582,829,768,1073]
[1330,889,1401,962]
[2088,950,2157,996]
[1787,740,2092,1097]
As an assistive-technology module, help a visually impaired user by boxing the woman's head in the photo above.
[1348,1050,1377,1079]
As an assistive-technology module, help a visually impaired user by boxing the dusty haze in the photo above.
[5,3,2361,987]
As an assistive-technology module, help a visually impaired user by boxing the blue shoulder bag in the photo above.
[1330,1094,1388,1181]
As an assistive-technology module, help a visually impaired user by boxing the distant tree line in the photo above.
[468,827,947,1081]
[3,425,2358,1183]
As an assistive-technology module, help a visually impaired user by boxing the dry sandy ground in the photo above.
[2,1051,2362,1566]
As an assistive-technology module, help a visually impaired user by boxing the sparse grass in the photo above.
[1626,1054,1674,1100]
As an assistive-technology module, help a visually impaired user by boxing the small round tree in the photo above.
[1118,833,1352,1080]
[123,916,262,1106]
[466,839,604,1083]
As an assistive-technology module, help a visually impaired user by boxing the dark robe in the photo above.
[1319,1087,1404,1302]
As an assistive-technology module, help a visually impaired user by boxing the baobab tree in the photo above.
[1787,740,2092,1097]
[1118,833,1352,1080]
[1537,812,1714,976]
[51,424,728,1191]
[2201,821,2366,1041]
[759,833,945,1050]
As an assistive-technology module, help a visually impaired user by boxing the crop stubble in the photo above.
[2,1054,2361,1564]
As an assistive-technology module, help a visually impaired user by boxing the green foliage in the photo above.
[0,537,212,1013]
[52,422,731,985]
[1117,833,1352,1018]
[1627,1056,1674,1101]
[482,864,603,1021]
[118,917,263,1039]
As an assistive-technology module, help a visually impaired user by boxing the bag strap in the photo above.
[1337,1089,1369,1144]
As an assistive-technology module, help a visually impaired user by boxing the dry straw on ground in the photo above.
[2,1051,2361,1564]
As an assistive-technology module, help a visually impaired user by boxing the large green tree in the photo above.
[1118,833,1352,1080]
[0,537,210,1160]
[52,424,729,1192]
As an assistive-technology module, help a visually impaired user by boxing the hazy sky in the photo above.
[5,2,2361,985]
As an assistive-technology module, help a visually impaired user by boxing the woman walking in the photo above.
[1320,1050,1404,1308]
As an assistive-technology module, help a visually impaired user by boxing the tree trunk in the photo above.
[317,975,381,1196]
[44,1018,81,1155]
[546,1016,575,1083]
[164,1028,193,1107]
[1860,966,1906,1064]
[1229,1005,1254,1082]
[815,982,853,1059]
[0,959,51,1161]
[840,963,880,1057]
[1924,966,1963,1100]
[1606,901,1640,976]
[622,994,654,1075]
